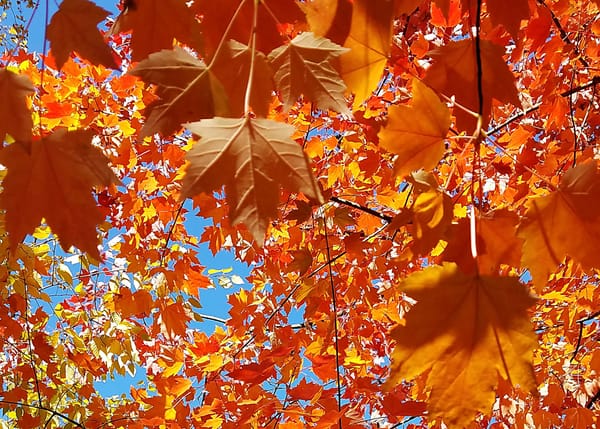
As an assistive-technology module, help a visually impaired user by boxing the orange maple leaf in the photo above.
[443,209,523,275]
[194,0,306,56]
[299,0,352,45]
[423,39,520,131]
[487,0,530,38]
[130,47,228,137]
[518,161,600,289]
[378,79,451,179]
[269,32,350,115]
[46,0,119,70]
[114,287,153,319]
[0,69,34,143]
[386,263,538,428]
[0,129,118,258]
[109,0,202,62]
[339,0,394,105]
[181,117,324,244]
[410,185,453,257]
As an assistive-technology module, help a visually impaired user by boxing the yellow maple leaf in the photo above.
[379,79,451,179]
[181,117,323,244]
[339,0,393,105]
[386,263,538,428]
[0,129,118,259]
[518,161,600,290]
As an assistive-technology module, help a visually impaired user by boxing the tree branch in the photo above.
[0,400,86,429]
[330,196,393,223]
[536,0,589,68]
[486,76,600,137]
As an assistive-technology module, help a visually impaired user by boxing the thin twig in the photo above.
[486,76,600,137]
[323,217,343,429]
[0,400,85,429]
[330,196,393,223]
[536,0,589,68]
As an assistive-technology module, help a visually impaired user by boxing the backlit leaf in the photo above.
[0,69,34,142]
[0,129,118,258]
[109,0,202,62]
[423,39,520,131]
[518,161,600,289]
[269,32,350,115]
[386,263,537,427]
[339,0,394,105]
[130,47,229,137]
[47,0,119,70]
[379,79,450,179]
[212,40,274,118]
[487,0,530,38]
[182,117,324,244]
[195,0,306,56]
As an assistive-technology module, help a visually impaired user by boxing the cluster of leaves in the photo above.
[0,0,600,428]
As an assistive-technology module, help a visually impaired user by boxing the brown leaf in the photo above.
[47,0,119,70]
[0,69,34,143]
[423,39,520,132]
[109,0,202,62]
[518,161,600,289]
[194,0,306,56]
[269,32,350,115]
[339,0,394,105]
[182,117,324,244]
[386,263,538,428]
[129,47,229,137]
[378,79,450,179]
[0,129,119,258]
[212,40,274,118]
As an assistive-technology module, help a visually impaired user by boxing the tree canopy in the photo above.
[1,0,600,428]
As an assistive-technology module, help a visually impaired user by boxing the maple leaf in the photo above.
[211,40,274,118]
[46,0,119,71]
[194,0,306,56]
[109,0,202,62]
[423,39,520,131]
[268,32,350,115]
[443,209,523,275]
[487,0,530,38]
[378,79,451,179]
[299,0,352,45]
[0,69,34,143]
[0,129,118,259]
[181,117,324,244]
[385,263,538,428]
[395,0,424,15]
[339,0,394,105]
[129,47,229,137]
[410,186,453,256]
[518,162,600,289]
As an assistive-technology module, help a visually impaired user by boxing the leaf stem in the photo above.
[244,0,259,115]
